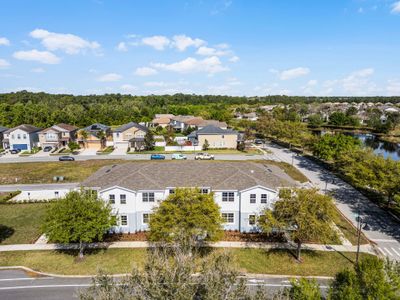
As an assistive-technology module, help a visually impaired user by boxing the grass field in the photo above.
[0,203,48,244]
[333,207,369,245]
[265,160,309,183]
[0,248,371,276]
[0,160,123,184]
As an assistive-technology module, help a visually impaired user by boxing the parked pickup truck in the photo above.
[194,153,215,160]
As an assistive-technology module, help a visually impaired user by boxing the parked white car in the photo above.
[171,153,187,160]
[194,152,215,160]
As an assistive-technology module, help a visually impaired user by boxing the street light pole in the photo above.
[356,215,362,265]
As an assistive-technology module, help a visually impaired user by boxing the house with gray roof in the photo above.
[83,161,297,233]
[188,125,239,149]
[2,124,41,151]
[0,126,8,149]
[113,122,149,151]
[77,123,112,150]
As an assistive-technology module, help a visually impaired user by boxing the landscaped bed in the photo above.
[0,248,373,276]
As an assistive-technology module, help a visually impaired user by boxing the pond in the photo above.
[317,130,400,161]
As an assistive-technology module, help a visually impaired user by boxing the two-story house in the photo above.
[150,114,175,128]
[82,161,296,233]
[188,125,238,149]
[0,126,8,149]
[2,124,41,151]
[77,123,111,150]
[113,122,149,151]
[38,123,78,149]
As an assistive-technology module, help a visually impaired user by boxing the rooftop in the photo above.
[114,122,149,133]
[82,161,297,191]
[4,124,41,134]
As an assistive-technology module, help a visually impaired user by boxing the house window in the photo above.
[222,135,224,138]
[143,192,155,202]
[11,134,14,139]
[201,188,209,194]
[116,133,120,138]
[249,215,256,226]
[222,192,235,202]
[143,213,151,224]
[54,191,59,198]
[250,194,256,204]
[222,213,234,224]
[120,194,126,204]
[23,134,27,139]
[120,215,128,226]
[17,134,21,139]
[169,189,175,194]
[109,194,115,204]
[261,194,267,204]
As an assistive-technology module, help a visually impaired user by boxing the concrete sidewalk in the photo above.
[0,241,376,254]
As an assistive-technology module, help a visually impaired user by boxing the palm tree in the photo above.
[79,130,88,149]
[96,130,106,149]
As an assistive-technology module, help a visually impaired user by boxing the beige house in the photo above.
[113,122,149,151]
[150,114,175,128]
[38,123,78,149]
[77,123,111,150]
[188,125,238,149]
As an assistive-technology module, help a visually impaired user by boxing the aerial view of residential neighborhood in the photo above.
[1,1,400,299]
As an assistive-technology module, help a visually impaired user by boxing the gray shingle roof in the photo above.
[83,123,110,132]
[4,124,41,134]
[114,122,149,133]
[82,161,297,192]
[0,126,8,133]
[196,125,238,135]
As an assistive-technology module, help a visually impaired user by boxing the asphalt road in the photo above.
[0,269,330,300]
[0,153,263,163]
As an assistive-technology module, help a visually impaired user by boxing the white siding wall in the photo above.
[9,129,38,151]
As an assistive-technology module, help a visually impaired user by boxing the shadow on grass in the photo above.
[0,224,14,243]
[55,247,105,257]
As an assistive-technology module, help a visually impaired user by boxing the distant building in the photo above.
[2,124,41,151]
[188,125,238,149]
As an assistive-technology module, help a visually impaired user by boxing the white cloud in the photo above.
[0,37,10,46]
[196,46,230,57]
[141,35,170,50]
[391,1,400,14]
[152,56,228,74]
[135,67,158,76]
[116,42,128,52]
[0,59,10,68]
[387,79,400,94]
[31,67,45,73]
[342,68,374,92]
[229,55,239,63]
[120,84,137,93]
[279,67,310,80]
[97,73,122,82]
[172,35,205,51]
[29,29,100,54]
[13,49,61,64]
[144,81,168,87]
[306,79,318,87]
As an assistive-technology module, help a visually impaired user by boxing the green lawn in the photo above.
[333,208,369,245]
[0,203,48,244]
[0,160,123,184]
[0,248,372,276]
[264,160,309,183]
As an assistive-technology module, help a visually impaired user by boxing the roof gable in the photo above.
[114,122,149,133]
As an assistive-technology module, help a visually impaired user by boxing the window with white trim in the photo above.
[143,192,155,202]
[120,194,126,204]
[143,213,151,224]
[222,192,234,202]
[261,194,267,204]
[109,194,115,204]
[250,194,256,204]
[222,213,234,224]
[249,215,256,226]
[120,215,128,226]
[169,189,175,194]
[201,188,209,194]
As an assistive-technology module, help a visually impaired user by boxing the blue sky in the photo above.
[1,0,400,96]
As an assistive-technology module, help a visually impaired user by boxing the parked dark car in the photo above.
[254,139,264,145]
[59,156,75,161]
[150,154,165,160]
[10,149,21,154]
[43,146,52,152]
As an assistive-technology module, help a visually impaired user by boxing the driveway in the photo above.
[110,144,128,156]
[78,148,98,156]
[260,142,400,261]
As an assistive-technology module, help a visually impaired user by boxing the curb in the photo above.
[0,266,334,280]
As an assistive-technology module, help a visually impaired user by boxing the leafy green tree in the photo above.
[312,133,361,161]
[79,130,88,148]
[329,111,349,126]
[346,106,358,116]
[329,257,400,300]
[308,114,324,127]
[149,188,223,246]
[144,131,155,150]
[258,188,337,260]
[68,141,80,152]
[202,139,210,151]
[42,190,116,258]
[289,278,322,300]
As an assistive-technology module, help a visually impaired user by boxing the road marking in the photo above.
[383,248,393,256]
[371,239,399,243]
[0,284,91,290]
[377,247,386,255]
[391,248,400,257]
[0,277,53,282]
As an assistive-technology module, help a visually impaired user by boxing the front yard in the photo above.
[0,248,373,276]
[0,203,47,244]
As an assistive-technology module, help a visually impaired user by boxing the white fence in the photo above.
[164,145,202,152]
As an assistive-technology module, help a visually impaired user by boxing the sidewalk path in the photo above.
[259,142,400,261]
[0,241,375,255]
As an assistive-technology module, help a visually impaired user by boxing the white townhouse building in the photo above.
[83,161,297,233]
